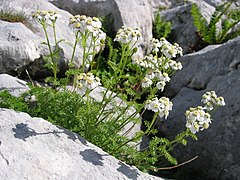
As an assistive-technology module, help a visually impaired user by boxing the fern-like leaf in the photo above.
[191,4,208,36]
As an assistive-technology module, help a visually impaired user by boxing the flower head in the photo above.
[114,26,142,45]
[69,15,102,34]
[32,10,60,23]
[145,97,173,119]
[76,73,101,90]
[141,77,153,88]
[185,106,211,134]
[201,91,225,110]
[158,38,183,58]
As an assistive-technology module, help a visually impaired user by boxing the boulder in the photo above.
[157,36,240,179]
[0,108,162,180]
[160,1,215,53]
[0,0,82,77]
[50,0,153,58]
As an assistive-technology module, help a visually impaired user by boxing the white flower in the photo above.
[156,81,166,91]
[32,10,60,23]
[158,38,183,59]
[149,38,161,53]
[141,77,153,88]
[158,72,170,82]
[201,91,225,110]
[145,70,155,79]
[114,26,142,45]
[69,15,102,35]
[185,106,211,134]
[167,60,183,70]
[77,72,101,90]
[145,97,173,119]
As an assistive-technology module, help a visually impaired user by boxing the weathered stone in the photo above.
[160,1,215,53]
[157,36,240,179]
[0,73,29,97]
[0,108,163,180]
[50,0,153,58]
[0,0,82,77]
[165,36,240,98]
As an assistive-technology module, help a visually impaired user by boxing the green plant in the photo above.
[0,9,28,23]
[0,90,28,112]
[191,2,240,44]
[153,13,172,39]
[0,10,226,174]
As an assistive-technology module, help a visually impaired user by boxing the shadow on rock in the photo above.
[117,161,140,180]
[12,123,87,146]
[80,149,107,166]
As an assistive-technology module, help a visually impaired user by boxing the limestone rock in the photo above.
[0,73,29,97]
[0,0,82,77]
[165,36,240,98]
[157,36,240,179]
[0,108,162,180]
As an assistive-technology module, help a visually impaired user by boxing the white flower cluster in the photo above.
[164,60,183,71]
[133,55,182,72]
[149,38,183,59]
[69,15,102,34]
[133,40,182,91]
[145,97,173,119]
[185,106,211,134]
[76,72,101,90]
[142,70,170,91]
[201,91,225,110]
[185,91,225,134]
[114,26,142,45]
[69,15,106,65]
[32,10,60,22]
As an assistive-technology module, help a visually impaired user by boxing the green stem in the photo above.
[70,31,80,66]
[112,112,158,153]
[81,32,89,72]
[85,90,91,139]
[119,44,127,75]
[42,22,57,81]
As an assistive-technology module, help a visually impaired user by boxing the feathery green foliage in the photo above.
[191,2,240,44]
[153,13,172,39]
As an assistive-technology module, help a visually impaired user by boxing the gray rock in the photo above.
[50,0,153,58]
[0,74,29,97]
[157,36,240,179]
[0,0,83,77]
[0,108,163,180]
[160,1,215,53]
[165,36,240,97]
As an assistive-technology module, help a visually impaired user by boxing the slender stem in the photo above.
[52,21,57,47]
[42,22,57,81]
[81,32,89,72]
[70,31,80,66]
[52,21,58,82]
[85,90,91,139]
[119,44,127,75]
[145,113,158,135]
